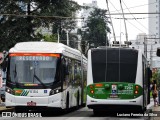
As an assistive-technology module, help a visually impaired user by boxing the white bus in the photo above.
[87,46,152,114]
[5,41,87,112]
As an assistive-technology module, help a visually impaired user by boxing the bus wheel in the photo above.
[93,109,100,116]
[1,98,5,102]
[77,92,79,108]
[15,107,23,113]
[66,93,69,110]
[142,107,147,113]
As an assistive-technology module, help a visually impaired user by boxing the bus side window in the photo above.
[62,58,70,81]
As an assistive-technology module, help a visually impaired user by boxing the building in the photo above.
[148,0,160,40]
[148,0,160,68]
[81,0,98,27]
[130,33,160,68]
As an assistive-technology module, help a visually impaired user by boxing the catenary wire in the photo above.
[108,0,146,33]
[122,0,154,35]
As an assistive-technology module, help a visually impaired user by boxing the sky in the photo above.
[74,0,149,43]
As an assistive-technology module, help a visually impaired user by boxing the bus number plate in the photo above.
[110,94,118,98]
[27,102,36,106]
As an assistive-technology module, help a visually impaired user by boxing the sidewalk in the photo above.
[0,102,13,113]
[152,105,160,120]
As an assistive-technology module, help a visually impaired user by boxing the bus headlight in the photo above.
[6,87,15,95]
[49,87,61,95]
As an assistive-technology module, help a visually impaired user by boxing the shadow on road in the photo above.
[34,106,84,117]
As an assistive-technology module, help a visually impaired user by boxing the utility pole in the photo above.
[57,29,60,43]
[66,30,69,46]
[144,36,159,68]
[144,37,147,58]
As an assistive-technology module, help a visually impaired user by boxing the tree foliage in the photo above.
[80,8,111,50]
[0,0,81,51]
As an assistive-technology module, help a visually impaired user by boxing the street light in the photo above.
[62,29,69,46]
[144,34,158,68]
[57,29,60,43]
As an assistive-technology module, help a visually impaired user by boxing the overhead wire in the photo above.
[108,0,146,34]
[110,2,157,13]
[122,0,154,35]
[112,16,157,19]
[0,13,84,19]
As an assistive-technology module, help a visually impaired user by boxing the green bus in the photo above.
[87,47,152,114]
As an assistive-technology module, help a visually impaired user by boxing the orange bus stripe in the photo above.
[9,53,60,57]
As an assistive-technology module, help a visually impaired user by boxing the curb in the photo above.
[150,104,160,120]
[0,107,13,113]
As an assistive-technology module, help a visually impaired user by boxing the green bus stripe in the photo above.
[25,91,29,96]
[23,90,28,96]
[21,90,26,96]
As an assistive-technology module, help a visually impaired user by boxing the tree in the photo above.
[81,8,111,49]
[0,0,81,51]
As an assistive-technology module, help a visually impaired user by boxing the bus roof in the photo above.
[9,41,83,60]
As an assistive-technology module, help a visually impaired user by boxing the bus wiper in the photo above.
[14,64,19,87]
[14,64,17,78]
[33,74,46,89]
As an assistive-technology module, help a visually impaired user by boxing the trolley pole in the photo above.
[119,0,128,42]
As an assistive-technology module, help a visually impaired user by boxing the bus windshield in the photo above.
[9,55,59,85]
[91,48,138,83]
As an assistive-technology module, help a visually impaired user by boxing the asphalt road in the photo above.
[0,100,155,120]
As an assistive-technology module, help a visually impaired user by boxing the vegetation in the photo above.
[78,8,111,55]
[151,68,160,88]
[0,0,81,51]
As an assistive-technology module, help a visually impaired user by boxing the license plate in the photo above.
[110,94,118,98]
[27,101,36,106]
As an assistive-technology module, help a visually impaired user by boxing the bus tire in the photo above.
[82,103,86,107]
[66,93,69,110]
[1,98,5,102]
[77,91,79,108]
[143,107,147,113]
[15,107,27,113]
[93,109,99,116]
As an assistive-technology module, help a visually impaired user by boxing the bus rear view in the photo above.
[87,47,150,114]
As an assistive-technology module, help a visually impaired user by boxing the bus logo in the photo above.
[44,90,47,93]
[111,85,117,94]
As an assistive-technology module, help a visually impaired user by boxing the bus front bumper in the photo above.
[5,92,62,108]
